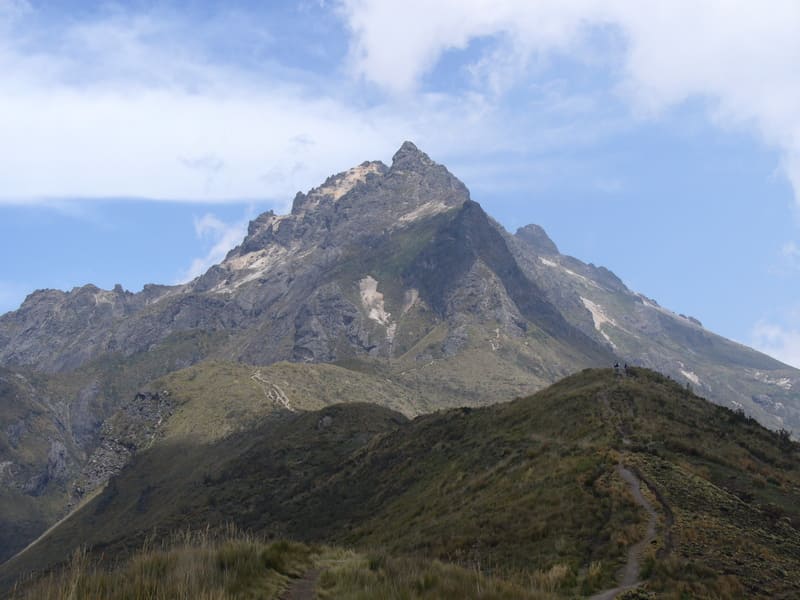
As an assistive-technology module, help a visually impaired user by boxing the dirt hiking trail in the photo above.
[279,568,322,600]
[589,464,658,600]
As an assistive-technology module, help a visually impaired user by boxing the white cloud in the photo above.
[3,1,800,209]
[752,320,800,369]
[339,0,800,204]
[340,0,603,95]
[0,7,431,204]
[177,213,249,283]
[0,80,417,203]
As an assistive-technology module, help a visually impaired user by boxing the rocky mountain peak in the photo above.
[227,142,469,262]
[515,224,559,255]
[390,140,435,171]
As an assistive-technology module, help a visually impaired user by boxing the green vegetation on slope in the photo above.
[153,359,423,442]
[4,368,800,598]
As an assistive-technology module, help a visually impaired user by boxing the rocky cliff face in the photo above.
[0,143,473,372]
[0,142,609,375]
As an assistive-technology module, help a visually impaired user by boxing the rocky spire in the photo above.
[391,141,435,171]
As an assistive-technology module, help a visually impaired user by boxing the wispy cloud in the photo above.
[3,1,800,213]
[0,5,412,203]
[339,0,800,204]
[176,213,250,283]
[0,2,632,205]
[752,319,800,369]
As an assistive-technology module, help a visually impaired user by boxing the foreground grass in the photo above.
[11,535,583,600]
[11,529,314,600]
[315,547,567,599]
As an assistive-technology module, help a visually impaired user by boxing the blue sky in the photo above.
[1,0,800,367]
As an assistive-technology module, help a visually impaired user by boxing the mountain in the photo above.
[1,141,799,570]
[4,368,800,598]
[0,143,609,374]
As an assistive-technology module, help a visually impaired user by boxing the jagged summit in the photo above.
[228,142,469,262]
[390,140,434,170]
[285,141,440,219]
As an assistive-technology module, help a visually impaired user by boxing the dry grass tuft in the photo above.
[11,527,314,600]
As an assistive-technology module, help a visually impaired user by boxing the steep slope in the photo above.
[4,369,800,598]
[0,368,71,565]
[507,225,800,431]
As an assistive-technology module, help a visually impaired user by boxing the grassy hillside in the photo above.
[4,368,800,598]
[152,360,423,442]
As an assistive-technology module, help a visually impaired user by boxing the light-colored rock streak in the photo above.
[325,163,383,201]
[402,288,419,314]
[539,257,558,268]
[93,290,118,305]
[680,370,701,386]
[398,200,450,224]
[581,297,618,349]
[213,245,291,292]
[301,163,383,212]
[754,371,793,390]
[539,257,600,288]
[359,276,389,323]
[359,276,397,343]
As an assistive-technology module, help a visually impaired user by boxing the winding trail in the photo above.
[589,464,658,600]
[251,370,295,412]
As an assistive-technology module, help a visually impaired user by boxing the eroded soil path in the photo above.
[589,464,658,600]
[279,568,322,600]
